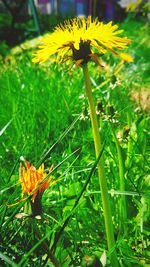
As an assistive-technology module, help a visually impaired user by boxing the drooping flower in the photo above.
[32,16,132,66]
[20,161,55,202]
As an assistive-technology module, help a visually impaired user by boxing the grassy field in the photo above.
[0,17,150,266]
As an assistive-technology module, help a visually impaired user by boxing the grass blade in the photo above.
[0,252,18,267]
[0,119,13,136]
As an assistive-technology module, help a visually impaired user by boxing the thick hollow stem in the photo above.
[82,64,118,267]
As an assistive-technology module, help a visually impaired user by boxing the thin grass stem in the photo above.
[111,125,127,235]
[126,111,132,168]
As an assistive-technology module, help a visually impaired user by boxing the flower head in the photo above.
[20,161,55,202]
[33,16,132,66]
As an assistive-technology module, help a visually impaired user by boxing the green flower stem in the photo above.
[82,64,118,267]
[24,198,32,215]
[111,125,127,235]
[34,223,60,267]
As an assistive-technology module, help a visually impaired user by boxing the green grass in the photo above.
[0,17,150,266]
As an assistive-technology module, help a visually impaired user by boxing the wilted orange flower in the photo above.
[20,161,55,202]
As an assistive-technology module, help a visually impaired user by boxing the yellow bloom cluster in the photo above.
[33,16,133,65]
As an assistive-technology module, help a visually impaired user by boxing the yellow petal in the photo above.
[119,53,134,62]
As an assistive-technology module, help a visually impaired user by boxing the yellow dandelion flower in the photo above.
[32,16,132,66]
[20,161,55,202]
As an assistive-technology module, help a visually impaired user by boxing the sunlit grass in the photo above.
[0,17,149,266]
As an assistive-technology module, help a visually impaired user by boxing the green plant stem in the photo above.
[111,125,127,235]
[100,114,103,130]
[24,198,32,215]
[82,64,118,267]
[126,111,132,168]
[34,222,60,267]
[22,218,60,267]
